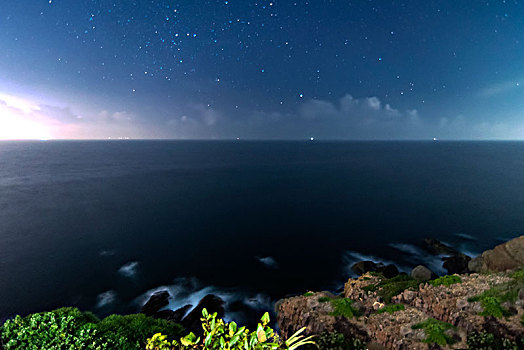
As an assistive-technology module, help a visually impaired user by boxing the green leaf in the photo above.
[260,312,270,325]
[202,308,209,318]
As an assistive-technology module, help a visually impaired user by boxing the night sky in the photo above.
[1,1,523,140]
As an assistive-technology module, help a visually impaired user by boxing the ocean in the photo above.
[1,141,523,323]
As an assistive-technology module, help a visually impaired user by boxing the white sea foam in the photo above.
[455,233,475,240]
[388,243,446,275]
[118,261,139,277]
[256,256,279,269]
[136,277,272,323]
[96,290,117,308]
[99,249,116,257]
[342,250,411,277]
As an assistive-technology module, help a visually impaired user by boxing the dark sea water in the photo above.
[1,141,523,323]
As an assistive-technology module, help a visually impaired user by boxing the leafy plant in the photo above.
[303,292,314,297]
[412,318,456,346]
[0,307,183,350]
[329,298,361,318]
[478,297,511,318]
[429,275,462,287]
[361,284,377,293]
[375,304,405,314]
[149,308,315,349]
[0,308,125,349]
[318,297,331,303]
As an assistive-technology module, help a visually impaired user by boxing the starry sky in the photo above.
[1,0,523,140]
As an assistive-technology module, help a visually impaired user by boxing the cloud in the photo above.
[478,80,521,97]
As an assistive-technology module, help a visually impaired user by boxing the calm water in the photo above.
[1,141,523,322]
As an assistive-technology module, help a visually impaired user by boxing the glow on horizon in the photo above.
[0,93,53,140]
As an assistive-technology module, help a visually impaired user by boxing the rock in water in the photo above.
[410,265,437,281]
[181,294,225,335]
[468,235,524,273]
[141,290,170,316]
[422,238,460,256]
[351,261,378,275]
[443,254,471,274]
[155,304,193,323]
[376,264,399,279]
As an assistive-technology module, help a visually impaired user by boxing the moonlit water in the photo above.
[0,141,523,322]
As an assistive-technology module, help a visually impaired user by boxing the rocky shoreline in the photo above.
[120,235,524,348]
[275,235,524,349]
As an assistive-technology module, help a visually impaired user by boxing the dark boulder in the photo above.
[376,264,399,279]
[443,254,471,274]
[351,261,378,276]
[411,265,437,281]
[155,304,193,323]
[141,290,170,316]
[181,294,225,335]
[422,238,460,256]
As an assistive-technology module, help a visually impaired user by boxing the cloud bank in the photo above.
[2,91,524,140]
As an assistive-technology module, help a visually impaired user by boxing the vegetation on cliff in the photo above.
[0,307,184,349]
[146,309,314,350]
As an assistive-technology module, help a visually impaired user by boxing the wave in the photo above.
[136,277,272,324]
[388,243,446,275]
[118,261,139,277]
[256,256,279,269]
[99,249,116,257]
[342,250,411,277]
[96,290,117,308]
[455,233,475,240]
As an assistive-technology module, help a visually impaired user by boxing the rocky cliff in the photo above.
[277,236,524,349]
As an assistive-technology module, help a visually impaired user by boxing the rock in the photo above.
[376,264,399,279]
[410,265,437,281]
[140,290,170,316]
[155,304,193,323]
[276,292,369,342]
[443,254,471,274]
[422,238,460,256]
[181,294,225,335]
[519,288,524,300]
[468,235,524,273]
[351,261,378,275]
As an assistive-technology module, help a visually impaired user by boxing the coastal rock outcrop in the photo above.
[422,237,471,275]
[141,290,170,316]
[351,261,399,278]
[469,235,524,273]
[181,294,225,335]
[278,270,524,349]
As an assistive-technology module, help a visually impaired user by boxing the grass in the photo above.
[376,304,405,314]
[468,268,524,318]
[429,275,462,287]
[329,298,361,318]
[374,274,420,303]
[412,318,456,346]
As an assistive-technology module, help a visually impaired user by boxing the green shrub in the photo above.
[374,274,420,303]
[329,298,361,318]
[96,313,184,347]
[477,297,511,318]
[0,308,125,349]
[147,309,315,350]
[429,275,462,287]
[376,304,405,314]
[362,284,377,293]
[318,297,331,303]
[303,292,314,297]
[0,307,183,350]
[412,318,456,346]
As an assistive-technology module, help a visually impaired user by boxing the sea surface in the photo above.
[1,141,523,323]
